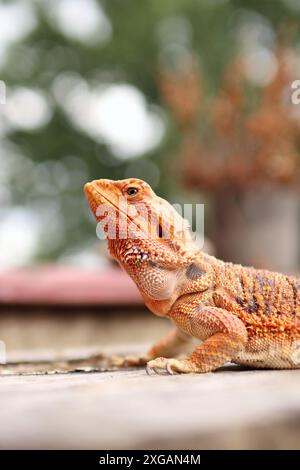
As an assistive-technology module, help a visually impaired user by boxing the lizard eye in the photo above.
[126,187,139,196]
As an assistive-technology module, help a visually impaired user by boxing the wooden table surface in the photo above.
[1,363,300,449]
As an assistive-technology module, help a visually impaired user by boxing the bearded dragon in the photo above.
[84,178,300,374]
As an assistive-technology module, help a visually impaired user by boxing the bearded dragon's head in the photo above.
[84,178,198,257]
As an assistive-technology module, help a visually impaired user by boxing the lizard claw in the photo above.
[146,364,156,376]
[145,357,181,375]
[166,363,178,375]
[146,357,196,375]
[146,357,169,375]
[146,365,169,375]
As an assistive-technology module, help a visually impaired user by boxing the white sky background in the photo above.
[0,1,37,65]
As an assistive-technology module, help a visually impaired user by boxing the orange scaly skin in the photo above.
[84,178,300,374]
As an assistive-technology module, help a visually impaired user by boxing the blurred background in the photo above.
[0,0,300,351]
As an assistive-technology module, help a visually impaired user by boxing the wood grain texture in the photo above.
[0,361,300,449]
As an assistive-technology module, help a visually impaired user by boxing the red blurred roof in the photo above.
[0,266,143,306]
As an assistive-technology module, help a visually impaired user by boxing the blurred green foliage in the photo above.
[0,0,299,263]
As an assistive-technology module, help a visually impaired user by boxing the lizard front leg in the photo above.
[147,297,248,374]
[112,327,191,368]
[147,327,191,359]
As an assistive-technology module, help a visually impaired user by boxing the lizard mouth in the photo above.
[84,182,127,220]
